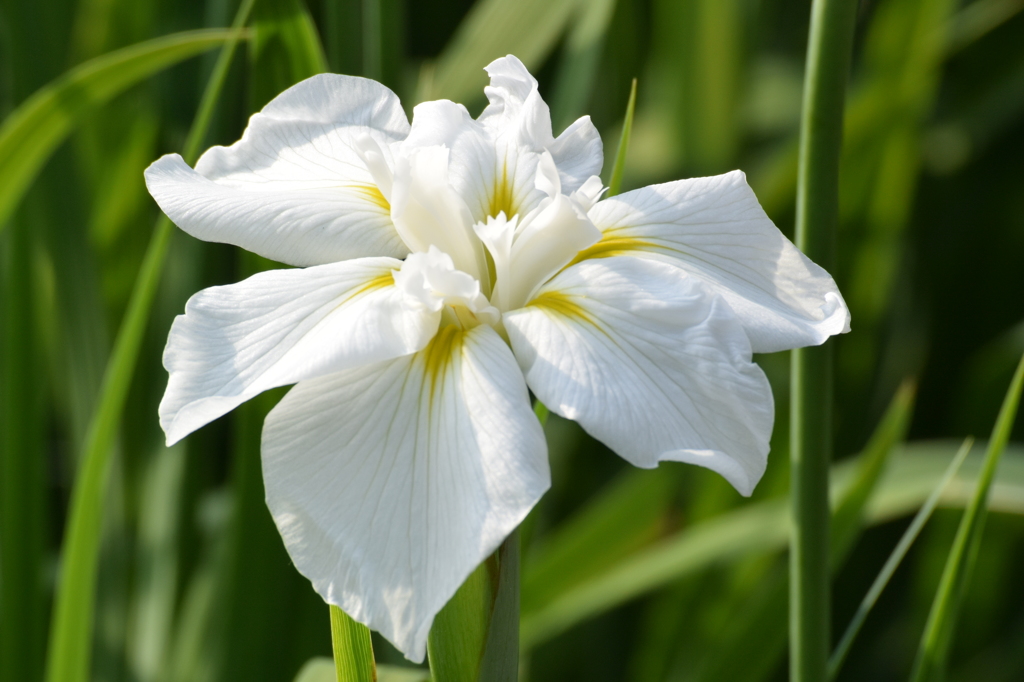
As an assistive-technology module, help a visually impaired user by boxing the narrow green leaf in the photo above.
[518,434,1024,650]
[429,530,520,682]
[248,0,329,110]
[479,529,521,682]
[421,0,580,104]
[910,352,1024,682]
[606,78,637,198]
[42,7,254,682]
[522,467,674,616]
[331,606,376,682]
[428,559,496,681]
[0,29,238,233]
[693,384,916,682]
[828,438,974,680]
[944,0,1024,56]
[549,0,617,130]
[831,380,917,564]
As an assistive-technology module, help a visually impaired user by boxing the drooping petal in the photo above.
[145,75,411,266]
[504,256,774,496]
[262,324,549,661]
[478,56,604,194]
[160,257,437,445]
[583,171,851,353]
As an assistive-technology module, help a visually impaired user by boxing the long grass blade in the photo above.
[828,437,975,680]
[909,352,1024,682]
[692,384,916,682]
[519,433,1024,650]
[606,78,637,198]
[0,29,238,233]
[42,6,254,682]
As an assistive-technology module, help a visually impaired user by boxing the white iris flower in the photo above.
[145,55,849,661]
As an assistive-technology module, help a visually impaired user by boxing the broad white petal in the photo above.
[160,258,437,445]
[478,56,603,194]
[505,257,773,496]
[262,324,549,661]
[584,171,850,353]
[145,75,411,266]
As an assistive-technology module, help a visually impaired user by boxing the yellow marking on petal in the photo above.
[350,272,394,298]
[421,324,464,400]
[346,183,391,212]
[488,164,518,219]
[568,234,661,266]
[528,291,598,326]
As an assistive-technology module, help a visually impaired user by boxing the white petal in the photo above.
[504,193,601,310]
[145,75,411,266]
[389,145,488,283]
[160,258,436,445]
[584,171,851,353]
[402,100,502,223]
[548,116,604,195]
[262,324,549,661]
[505,256,774,496]
[478,56,603,194]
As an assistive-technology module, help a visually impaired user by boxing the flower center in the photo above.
[393,247,500,328]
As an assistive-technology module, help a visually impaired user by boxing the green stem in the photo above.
[790,1,857,682]
[42,5,254,682]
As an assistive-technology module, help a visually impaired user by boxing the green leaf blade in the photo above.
[42,10,254,682]
[606,78,637,198]
[331,607,376,682]
[0,29,237,232]
[910,352,1024,682]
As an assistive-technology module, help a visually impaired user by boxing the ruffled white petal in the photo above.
[145,75,411,266]
[160,258,437,445]
[504,256,774,496]
[478,56,603,193]
[262,324,549,661]
[584,170,851,353]
[389,145,488,283]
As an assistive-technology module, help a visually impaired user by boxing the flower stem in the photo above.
[790,1,857,681]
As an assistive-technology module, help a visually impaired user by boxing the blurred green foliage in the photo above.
[1,0,1023,681]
